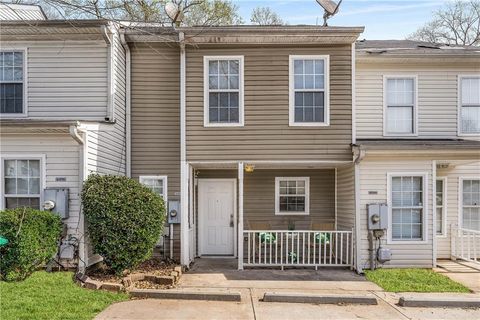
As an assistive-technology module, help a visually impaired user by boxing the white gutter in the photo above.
[120,32,131,177]
[179,32,189,265]
[101,25,114,122]
[351,42,356,144]
[69,124,87,273]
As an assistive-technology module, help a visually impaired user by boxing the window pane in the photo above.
[229,75,239,89]
[219,60,229,75]
[5,197,40,210]
[0,83,23,114]
[294,75,304,89]
[461,78,480,105]
[391,176,424,240]
[5,178,16,194]
[29,178,40,194]
[219,75,228,89]
[209,76,218,90]
[461,106,480,133]
[209,60,218,75]
[294,60,303,74]
[229,60,239,75]
[17,178,28,194]
[4,160,16,177]
[18,160,29,176]
[387,106,413,134]
[387,78,414,106]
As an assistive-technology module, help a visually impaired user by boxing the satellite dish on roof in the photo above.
[165,1,183,26]
[316,0,342,26]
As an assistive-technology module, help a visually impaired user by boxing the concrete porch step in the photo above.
[129,288,242,302]
[262,292,378,305]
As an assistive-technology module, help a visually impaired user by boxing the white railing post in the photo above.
[237,162,244,270]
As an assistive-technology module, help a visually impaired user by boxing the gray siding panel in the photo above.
[186,45,353,162]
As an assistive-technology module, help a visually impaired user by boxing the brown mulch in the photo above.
[87,258,178,284]
[133,280,174,290]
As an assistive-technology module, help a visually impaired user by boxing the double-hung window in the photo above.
[384,77,416,135]
[436,178,446,236]
[1,51,25,115]
[461,179,480,231]
[289,55,329,126]
[139,176,167,201]
[204,56,244,126]
[2,158,42,209]
[275,177,309,215]
[389,174,425,241]
[459,76,480,135]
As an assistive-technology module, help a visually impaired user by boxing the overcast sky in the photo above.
[235,0,449,40]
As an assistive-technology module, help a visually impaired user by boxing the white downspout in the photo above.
[432,160,437,268]
[238,162,244,270]
[351,42,356,145]
[120,32,131,177]
[69,124,87,273]
[101,25,114,122]
[179,32,189,266]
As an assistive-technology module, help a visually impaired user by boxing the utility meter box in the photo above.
[168,200,180,224]
[43,188,69,219]
[367,203,388,230]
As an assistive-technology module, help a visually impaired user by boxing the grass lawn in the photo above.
[0,271,128,320]
[365,268,471,293]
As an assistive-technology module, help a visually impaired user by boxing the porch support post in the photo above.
[432,160,437,268]
[238,162,244,270]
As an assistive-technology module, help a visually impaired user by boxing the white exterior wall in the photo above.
[0,134,81,234]
[436,161,480,259]
[2,41,109,120]
[356,62,480,140]
[359,156,434,269]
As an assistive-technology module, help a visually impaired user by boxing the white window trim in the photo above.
[457,75,480,137]
[274,176,310,216]
[0,154,46,210]
[387,172,428,244]
[203,55,244,127]
[289,55,330,127]
[383,75,418,137]
[0,47,28,118]
[436,177,447,238]
[139,175,168,202]
[458,176,480,231]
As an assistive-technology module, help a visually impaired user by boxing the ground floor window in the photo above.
[275,177,309,215]
[390,174,425,241]
[462,179,480,231]
[2,158,42,209]
[436,178,446,236]
[139,175,167,201]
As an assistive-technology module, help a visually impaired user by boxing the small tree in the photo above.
[81,174,166,274]
[408,0,480,46]
[250,6,284,25]
[0,208,62,281]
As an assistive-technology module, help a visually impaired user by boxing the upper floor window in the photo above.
[384,77,417,136]
[2,158,42,210]
[459,76,480,135]
[204,56,244,127]
[289,55,329,126]
[0,51,25,115]
[275,177,310,215]
[139,176,167,201]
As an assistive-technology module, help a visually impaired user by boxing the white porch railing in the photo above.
[451,225,480,264]
[243,230,354,268]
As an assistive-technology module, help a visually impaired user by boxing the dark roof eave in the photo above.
[354,139,480,151]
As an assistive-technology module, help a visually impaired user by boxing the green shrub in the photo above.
[81,174,166,274]
[0,208,62,281]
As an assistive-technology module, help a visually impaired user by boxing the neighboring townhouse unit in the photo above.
[0,18,127,270]
[354,40,480,271]
[125,26,364,268]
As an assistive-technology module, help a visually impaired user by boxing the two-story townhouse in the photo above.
[125,26,364,269]
[0,16,127,270]
[354,40,480,272]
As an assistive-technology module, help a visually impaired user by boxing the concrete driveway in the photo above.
[96,259,480,320]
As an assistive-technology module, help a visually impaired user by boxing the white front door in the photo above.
[198,179,236,256]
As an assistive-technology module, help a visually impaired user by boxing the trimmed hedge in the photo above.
[0,208,62,281]
[81,174,166,274]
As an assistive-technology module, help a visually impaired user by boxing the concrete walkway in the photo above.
[96,259,480,320]
[434,260,480,293]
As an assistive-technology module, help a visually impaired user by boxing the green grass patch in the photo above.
[0,271,128,320]
[365,268,471,293]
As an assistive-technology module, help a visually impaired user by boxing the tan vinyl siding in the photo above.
[0,134,81,233]
[197,169,336,230]
[186,45,353,161]
[9,41,109,119]
[130,42,181,199]
[336,165,355,231]
[356,62,480,140]
[359,156,434,268]
[436,161,480,259]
